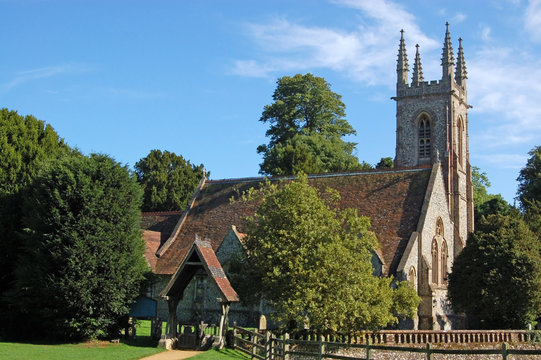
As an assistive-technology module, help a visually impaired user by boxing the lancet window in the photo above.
[436,217,444,236]
[409,266,416,285]
[441,240,448,284]
[419,115,431,159]
[457,117,464,166]
[431,239,438,284]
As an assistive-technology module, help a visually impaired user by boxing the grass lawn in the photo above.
[188,348,250,359]
[0,320,164,360]
[0,341,163,360]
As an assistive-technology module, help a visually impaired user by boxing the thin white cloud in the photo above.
[232,0,438,85]
[469,45,541,148]
[1,63,93,93]
[452,12,467,23]
[480,26,492,41]
[473,153,528,169]
[233,60,276,78]
[525,0,541,42]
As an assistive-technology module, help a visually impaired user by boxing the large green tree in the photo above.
[0,109,70,325]
[0,108,70,195]
[10,154,148,340]
[472,166,512,224]
[135,149,205,212]
[239,175,419,332]
[257,74,363,176]
[375,157,394,169]
[517,145,541,211]
[448,214,541,329]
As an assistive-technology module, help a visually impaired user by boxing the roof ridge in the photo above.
[141,211,184,216]
[155,174,208,257]
[206,165,432,184]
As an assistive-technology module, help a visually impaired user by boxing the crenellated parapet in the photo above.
[396,78,467,100]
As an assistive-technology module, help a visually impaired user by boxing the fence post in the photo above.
[426,343,433,360]
[232,327,238,349]
[251,333,257,360]
[283,333,290,360]
[265,331,272,360]
[365,338,371,360]
[318,335,325,360]
[502,342,508,360]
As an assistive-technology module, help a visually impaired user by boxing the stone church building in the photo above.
[141,24,474,331]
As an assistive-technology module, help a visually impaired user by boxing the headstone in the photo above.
[259,314,267,331]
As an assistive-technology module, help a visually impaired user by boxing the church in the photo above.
[141,23,474,332]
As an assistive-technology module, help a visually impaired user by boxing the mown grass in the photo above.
[188,348,250,359]
[0,320,164,360]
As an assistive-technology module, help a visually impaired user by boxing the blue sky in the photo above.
[2,0,540,204]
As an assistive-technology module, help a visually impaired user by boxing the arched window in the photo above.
[436,217,444,237]
[409,266,416,285]
[432,239,438,284]
[419,115,431,159]
[441,241,448,284]
[457,117,464,166]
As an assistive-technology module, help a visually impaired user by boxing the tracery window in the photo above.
[419,115,431,159]
[441,241,448,284]
[436,217,444,237]
[432,239,438,284]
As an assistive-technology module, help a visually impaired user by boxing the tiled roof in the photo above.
[161,238,239,303]
[143,230,161,271]
[150,167,432,277]
[141,212,182,248]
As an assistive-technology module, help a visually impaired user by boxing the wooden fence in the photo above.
[230,326,541,360]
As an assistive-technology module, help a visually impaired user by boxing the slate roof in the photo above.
[160,238,239,303]
[148,167,432,277]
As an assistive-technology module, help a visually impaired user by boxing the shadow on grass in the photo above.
[190,348,250,359]
[123,335,159,348]
[0,334,159,349]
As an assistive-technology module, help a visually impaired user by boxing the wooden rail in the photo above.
[230,326,541,360]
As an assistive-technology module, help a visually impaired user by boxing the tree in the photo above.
[448,214,541,329]
[375,157,393,169]
[517,145,541,211]
[257,74,363,176]
[524,199,541,239]
[0,109,70,327]
[0,108,70,195]
[10,154,148,340]
[239,175,419,332]
[135,149,206,212]
[472,166,492,206]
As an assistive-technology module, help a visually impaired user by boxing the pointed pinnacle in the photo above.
[412,44,424,86]
[455,37,468,83]
[397,29,409,77]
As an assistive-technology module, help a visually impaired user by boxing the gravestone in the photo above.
[259,315,267,331]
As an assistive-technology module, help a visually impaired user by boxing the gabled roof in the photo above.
[143,230,161,271]
[141,211,184,272]
[160,237,239,303]
[149,167,432,277]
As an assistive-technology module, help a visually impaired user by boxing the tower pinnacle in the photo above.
[441,22,455,81]
[397,29,409,87]
[412,44,424,86]
[455,37,468,86]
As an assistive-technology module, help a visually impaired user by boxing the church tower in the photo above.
[393,23,474,251]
